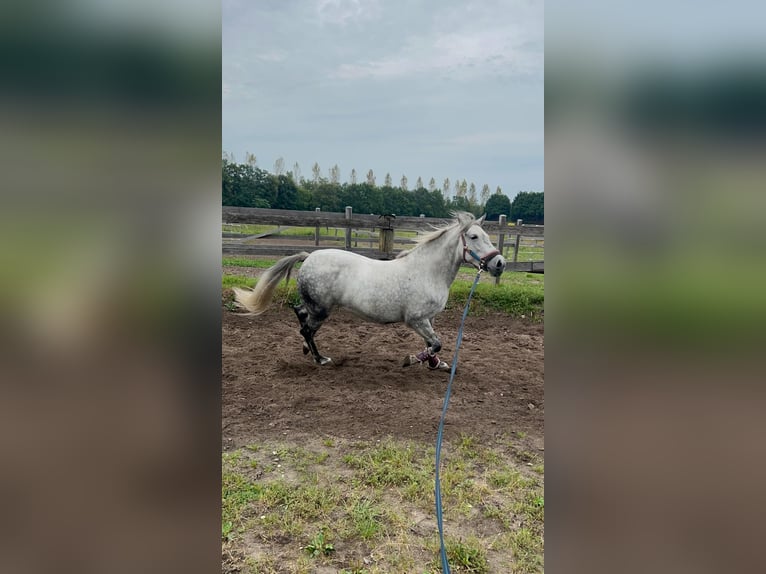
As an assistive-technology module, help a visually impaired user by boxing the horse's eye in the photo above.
[470,234,478,240]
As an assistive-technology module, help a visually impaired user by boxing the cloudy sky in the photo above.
[223,0,543,199]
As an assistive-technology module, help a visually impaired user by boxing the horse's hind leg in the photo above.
[293,304,331,365]
[293,305,311,355]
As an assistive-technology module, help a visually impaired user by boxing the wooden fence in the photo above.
[222,206,543,274]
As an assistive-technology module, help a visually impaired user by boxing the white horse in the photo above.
[233,211,505,369]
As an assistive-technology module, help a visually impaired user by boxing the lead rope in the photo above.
[435,268,483,574]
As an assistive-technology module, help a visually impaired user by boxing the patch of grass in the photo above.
[349,497,384,540]
[514,491,545,524]
[260,480,340,521]
[509,527,544,573]
[244,554,281,574]
[222,275,256,289]
[488,468,523,489]
[303,529,335,557]
[457,434,479,459]
[222,470,262,541]
[343,440,430,491]
[222,451,243,466]
[223,437,544,573]
[439,536,490,573]
[222,257,279,268]
[447,280,543,319]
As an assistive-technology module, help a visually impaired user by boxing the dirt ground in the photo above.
[222,305,544,452]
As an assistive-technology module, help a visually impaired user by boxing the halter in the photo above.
[460,233,501,271]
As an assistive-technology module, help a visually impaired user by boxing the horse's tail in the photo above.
[232,252,309,315]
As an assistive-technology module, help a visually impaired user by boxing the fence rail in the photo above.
[222,206,543,273]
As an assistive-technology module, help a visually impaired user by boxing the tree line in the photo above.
[222,153,543,223]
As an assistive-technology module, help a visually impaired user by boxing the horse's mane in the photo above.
[395,211,475,259]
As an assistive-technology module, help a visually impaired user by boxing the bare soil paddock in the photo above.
[222,306,544,451]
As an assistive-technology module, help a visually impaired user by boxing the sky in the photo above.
[222,0,543,199]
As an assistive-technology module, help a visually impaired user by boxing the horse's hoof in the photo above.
[402,354,419,367]
[428,360,451,371]
[317,356,332,366]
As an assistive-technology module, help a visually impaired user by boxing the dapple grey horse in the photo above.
[233,211,505,369]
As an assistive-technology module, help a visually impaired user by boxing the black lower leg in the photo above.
[300,323,329,364]
[294,306,310,354]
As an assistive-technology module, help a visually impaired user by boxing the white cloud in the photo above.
[332,16,541,80]
[443,131,544,147]
[255,49,288,63]
[316,0,381,26]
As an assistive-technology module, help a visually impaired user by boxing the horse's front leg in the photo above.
[402,318,450,371]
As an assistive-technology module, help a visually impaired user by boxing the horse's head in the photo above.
[459,214,506,277]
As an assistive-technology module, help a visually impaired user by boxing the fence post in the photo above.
[513,219,522,263]
[345,206,352,250]
[379,214,396,259]
[314,208,321,246]
[495,214,506,285]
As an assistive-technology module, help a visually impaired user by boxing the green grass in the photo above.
[222,437,544,573]
[447,280,544,319]
[441,536,490,573]
[222,275,256,289]
[221,470,262,541]
[222,257,281,268]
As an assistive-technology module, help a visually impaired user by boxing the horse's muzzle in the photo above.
[484,254,506,277]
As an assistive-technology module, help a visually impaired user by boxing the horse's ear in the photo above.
[455,211,474,230]
[476,214,486,226]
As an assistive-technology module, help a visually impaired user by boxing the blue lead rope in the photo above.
[435,269,483,574]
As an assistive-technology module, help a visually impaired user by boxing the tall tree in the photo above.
[459,179,468,197]
[443,177,451,198]
[329,164,340,184]
[415,176,423,190]
[384,173,392,187]
[273,174,298,209]
[428,177,437,192]
[273,157,285,176]
[400,174,408,191]
[245,152,257,167]
[366,169,375,186]
[510,191,544,223]
[485,193,512,220]
[468,182,477,204]
[312,162,322,183]
[495,185,502,195]
[480,183,491,205]
[350,168,357,185]
[292,162,302,183]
